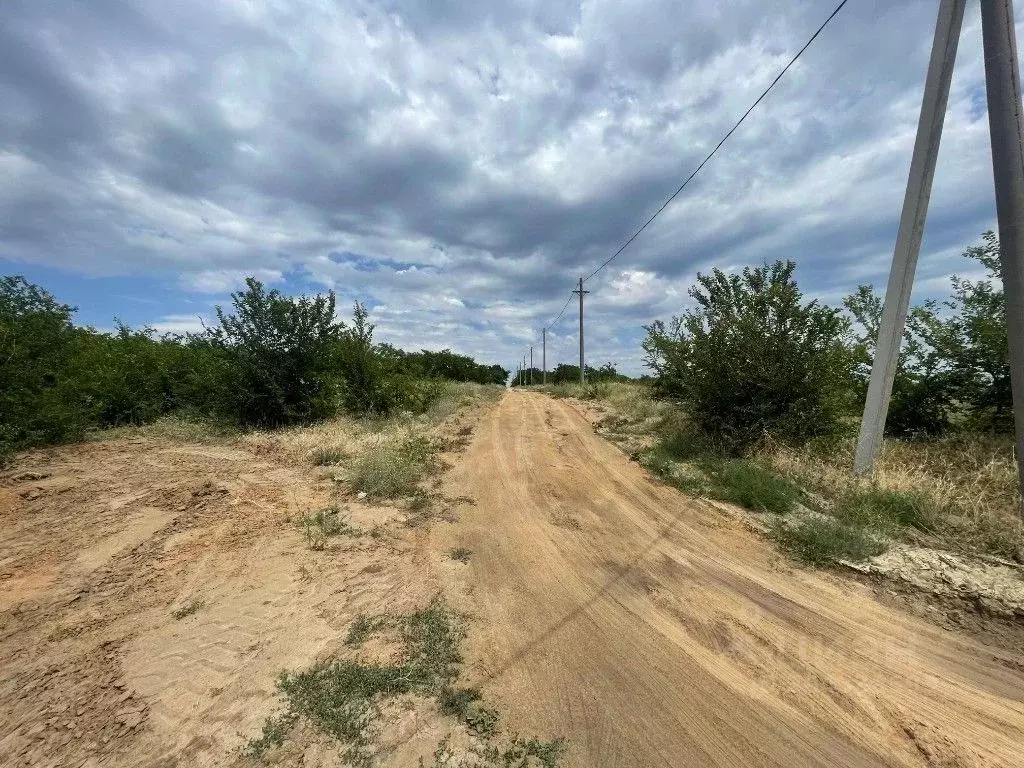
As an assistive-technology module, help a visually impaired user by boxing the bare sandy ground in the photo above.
[3,389,1024,767]
[433,391,1024,768]
[0,432,439,767]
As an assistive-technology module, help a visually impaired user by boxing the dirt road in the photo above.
[435,391,1024,767]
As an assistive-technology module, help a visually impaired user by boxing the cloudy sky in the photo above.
[0,0,1011,375]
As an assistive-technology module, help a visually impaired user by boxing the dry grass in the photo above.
[568,381,1024,562]
[760,435,1024,559]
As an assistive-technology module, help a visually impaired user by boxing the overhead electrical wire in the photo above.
[525,0,851,370]
[581,0,851,286]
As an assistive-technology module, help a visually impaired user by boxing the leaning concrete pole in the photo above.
[981,0,1024,516]
[853,0,966,476]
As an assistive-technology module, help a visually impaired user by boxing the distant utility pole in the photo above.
[542,328,547,385]
[530,346,534,385]
[853,0,966,476]
[573,276,589,384]
[981,0,1024,514]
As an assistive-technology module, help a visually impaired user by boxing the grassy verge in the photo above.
[553,382,1024,567]
[245,599,565,767]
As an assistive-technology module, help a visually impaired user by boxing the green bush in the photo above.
[346,436,438,500]
[206,278,344,426]
[643,261,853,452]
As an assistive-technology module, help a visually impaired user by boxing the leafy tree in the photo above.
[643,261,853,451]
[0,276,85,455]
[845,231,1010,436]
[207,278,344,426]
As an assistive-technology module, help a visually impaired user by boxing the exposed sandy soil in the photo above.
[0,426,449,767]
[433,391,1024,767]
[4,389,1024,767]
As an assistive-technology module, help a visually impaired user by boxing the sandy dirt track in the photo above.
[435,391,1024,767]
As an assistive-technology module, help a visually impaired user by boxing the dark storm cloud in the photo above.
[0,0,1010,371]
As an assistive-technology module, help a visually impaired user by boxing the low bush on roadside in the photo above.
[771,516,887,565]
[347,436,439,500]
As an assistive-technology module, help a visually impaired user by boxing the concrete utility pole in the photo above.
[573,276,590,385]
[981,0,1024,515]
[530,346,534,385]
[853,0,966,476]
[542,328,547,384]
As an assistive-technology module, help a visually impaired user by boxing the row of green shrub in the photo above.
[642,232,1013,452]
[509,361,628,387]
[0,276,507,461]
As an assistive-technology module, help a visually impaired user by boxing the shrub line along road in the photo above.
[436,390,1024,768]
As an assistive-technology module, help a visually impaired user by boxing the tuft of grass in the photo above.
[710,460,801,515]
[771,516,887,566]
[171,598,205,620]
[347,436,439,500]
[834,487,937,533]
[311,446,347,466]
[448,547,472,564]
[299,506,360,550]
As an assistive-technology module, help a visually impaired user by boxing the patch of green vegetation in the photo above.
[345,614,389,646]
[311,446,347,466]
[710,460,801,515]
[448,547,472,564]
[347,436,439,500]
[771,516,887,566]
[247,600,566,766]
[170,598,205,620]
[641,433,799,515]
[300,506,360,550]
[834,487,937,533]
[420,733,567,768]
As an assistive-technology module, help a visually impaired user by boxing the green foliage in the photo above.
[713,460,801,514]
[512,362,623,388]
[1,275,503,458]
[448,547,472,564]
[347,436,439,500]
[643,261,853,451]
[845,231,1011,437]
[299,507,360,550]
[1,276,87,451]
[207,278,343,426]
[833,487,937,533]
[771,516,887,565]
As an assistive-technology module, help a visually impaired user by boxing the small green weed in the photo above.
[771,516,887,565]
[448,547,472,564]
[299,507,360,550]
[170,598,205,620]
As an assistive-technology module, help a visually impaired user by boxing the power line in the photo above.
[545,291,575,330]
[527,0,850,373]
[581,0,851,285]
